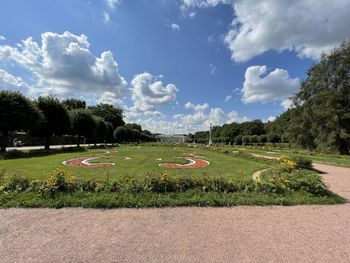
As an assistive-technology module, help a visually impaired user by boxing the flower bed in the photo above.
[63,151,114,167]
[159,153,209,169]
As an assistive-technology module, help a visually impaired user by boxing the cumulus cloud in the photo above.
[182,0,350,61]
[0,31,127,101]
[0,35,5,41]
[168,23,181,31]
[172,101,249,133]
[281,98,293,110]
[0,69,32,92]
[242,65,299,104]
[184,102,209,112]
[224,95,232,102]
[130,72,178,113]
[103,11,110,24]
[105,0,119,10]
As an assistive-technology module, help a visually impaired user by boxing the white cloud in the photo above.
[189,12,196,18]
[0,35,5,41]
[184,102,209,112]
[242,65,299,104]
[0,31,127,102]
[103,11,110,24]
[226,111,249,123]
[182,0,350,62]
[131,72,178,112]
[105,0,119,10]
[170,23,180,31]
[171,101,249,133]
[0,69,32,92]
[224,95,232,102]
[281,98,293,110]
[267,116,276,122]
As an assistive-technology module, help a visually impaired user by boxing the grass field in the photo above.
[0,144,345,207]
[0,145,268,181]
[219,145,350,167]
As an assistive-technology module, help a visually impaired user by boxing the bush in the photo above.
[289,155,313,169]
[0,170,30,192]
[39,168,69,196]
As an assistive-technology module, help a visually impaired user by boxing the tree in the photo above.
[240,120,265,135]
[242,135,250,145]
[62,98,86,110]
[114,126,127,143]
[130,128,141,142]
[105,122,115,143]
[33,96,71,150]
[267,133,281,146]
[291,41,350,154]
[234,135,243,145]
[249,135,258,145]
[257,134,267,144]
[125,123,142,132]
[92,116,108,145]
[0,91,44,152]
[88,103,124,129]
[70,109,96,147]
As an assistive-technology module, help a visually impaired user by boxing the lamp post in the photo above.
[209,123,213,146]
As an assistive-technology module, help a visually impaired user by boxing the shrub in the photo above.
[39,168,69,196]
[289,155,313,169]
[0,170,29,192]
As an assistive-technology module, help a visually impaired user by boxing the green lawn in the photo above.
[0,145,268,181]
[221,145,350,167]
[0,145,345,207]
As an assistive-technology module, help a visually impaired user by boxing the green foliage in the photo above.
[33,96,71,150]
[260,167,330,196]
[114,126,128,142]
[88,103,124,129]
[0,91,44,152]
[234,135,243,145]
[242,135,250,145]
[70,109,96,146]
[288,155,313,169]
[62,98,86,110]
[0,170,29,192]
[267,133,281,145]
[290,41,350,154]
[257,134,267,143]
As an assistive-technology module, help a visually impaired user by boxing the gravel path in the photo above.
[1,163,349,262]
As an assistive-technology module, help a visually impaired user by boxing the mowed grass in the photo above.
[221,145,350,167]
[0,145,268,181]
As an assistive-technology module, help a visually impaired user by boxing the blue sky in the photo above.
[1,0,350,133]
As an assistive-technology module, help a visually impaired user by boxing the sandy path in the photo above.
[0,163,350,262]
[313,163,350,200]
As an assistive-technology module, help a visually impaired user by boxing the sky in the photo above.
[1,0,350,134]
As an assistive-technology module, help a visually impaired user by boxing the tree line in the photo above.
[192,42,350,155]
[0,93,155,152]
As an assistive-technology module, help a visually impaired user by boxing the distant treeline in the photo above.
[192,42,350,155]
[0,94,155,152]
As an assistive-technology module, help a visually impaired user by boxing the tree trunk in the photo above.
[0,133,8,153]
[44,136,51,151]
[338,139,349,155]
[77,135,80,147]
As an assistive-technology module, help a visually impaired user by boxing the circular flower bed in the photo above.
[159,153,209,169]
[63,151,115,167]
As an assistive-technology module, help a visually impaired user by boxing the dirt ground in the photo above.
[0,163,349,263]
